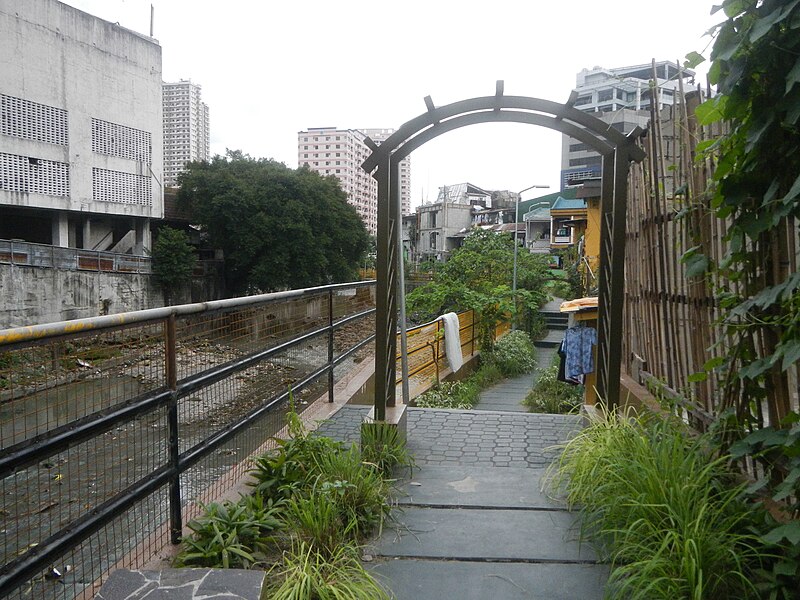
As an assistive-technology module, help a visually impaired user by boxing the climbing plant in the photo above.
[689,0,800,427]
[686,2,800,593]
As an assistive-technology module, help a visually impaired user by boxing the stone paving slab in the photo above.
[397,465,557,509]
[371,560,608,600]
[374,507,595,562]
[95,569,265,600]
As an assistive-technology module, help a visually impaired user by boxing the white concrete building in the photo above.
[561,61,694,188]
[415,183,492,262]
[297,127,411,236]
[163,80,210,187]
[0,0,163,255]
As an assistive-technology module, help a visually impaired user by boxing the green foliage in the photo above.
[361,421,414,475]
[524,363,583,414]
[548,408,764,599]
[282,492,354,557]
[178,404,401,598]
[415,357,504,410]
[265,541,391,600]
[730,412,800,599]
[310,445,391,539]
[248,412,344,502]
[488,330,536,377]
[552,247,585,299]
[415,379,480,410]
[176,495,282,569]
[177,151,369,294]
[688,1,800,394]
[151,227,196,304]
[406,229,550,349]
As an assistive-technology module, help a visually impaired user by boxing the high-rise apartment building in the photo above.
[561,61,694,188]
[163,80,210,187]
[297,127,411,236]
[0,0,162,255]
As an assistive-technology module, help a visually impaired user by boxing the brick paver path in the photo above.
[316,406,582,468]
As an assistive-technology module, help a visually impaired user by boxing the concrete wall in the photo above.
[0,264,163,327]
[0,0,163,219]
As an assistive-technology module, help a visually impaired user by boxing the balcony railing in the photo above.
[0,239,151,274]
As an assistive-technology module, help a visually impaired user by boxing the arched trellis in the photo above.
[362,81,646,420]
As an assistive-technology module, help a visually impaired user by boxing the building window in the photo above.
[574,95,592,106]
[598,89,614,102]
[429,212,437,228]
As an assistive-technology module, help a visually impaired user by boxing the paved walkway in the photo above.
[473,346,557,412]
[316,406,608,600]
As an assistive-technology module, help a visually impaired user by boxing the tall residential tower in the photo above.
[297,127,411,236]
[162,80,210,187]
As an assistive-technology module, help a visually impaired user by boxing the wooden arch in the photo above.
[362,81,646,419]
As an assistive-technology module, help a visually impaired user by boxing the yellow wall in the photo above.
[584,198,601,275]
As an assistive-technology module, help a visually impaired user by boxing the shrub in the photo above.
[266,542,391,600]
[176,495,282,569]
[151,226,196,305]
[548,408,764,599]
[524,364,583,414]
[282,492,353,557]
[361,421,414,475]
[311,444,390,538]
[415,379,478,410]
[249,410,343,501]
[178,405,403,599]
[489,330,536,377]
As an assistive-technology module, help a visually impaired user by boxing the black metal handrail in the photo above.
[0,281,376,597]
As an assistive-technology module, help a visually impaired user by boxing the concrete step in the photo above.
[534,330,563,348]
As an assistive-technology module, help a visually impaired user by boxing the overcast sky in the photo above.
[65,0,720,205]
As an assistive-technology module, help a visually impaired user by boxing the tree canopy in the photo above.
[151,226,196,305]
[407,229,551,347]
[177,151,369,294]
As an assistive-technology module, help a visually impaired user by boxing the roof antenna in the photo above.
[150,4,154,37]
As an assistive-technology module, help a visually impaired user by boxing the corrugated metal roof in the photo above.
[551,197,587,211]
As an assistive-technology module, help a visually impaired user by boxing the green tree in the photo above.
[177,151,369,294]
[151,226,196,305]
[407,229,550,350]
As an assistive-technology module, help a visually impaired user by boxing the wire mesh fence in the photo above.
[0,281,375,600]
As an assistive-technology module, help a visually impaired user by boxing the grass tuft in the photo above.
[547,406,765,599]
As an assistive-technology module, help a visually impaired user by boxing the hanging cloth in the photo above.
[557,339,581,385]
[440,312,463,373]
[564,325,597,379]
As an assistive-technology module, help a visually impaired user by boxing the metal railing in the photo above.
[0,239,151,274]
[0,282,376,600]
